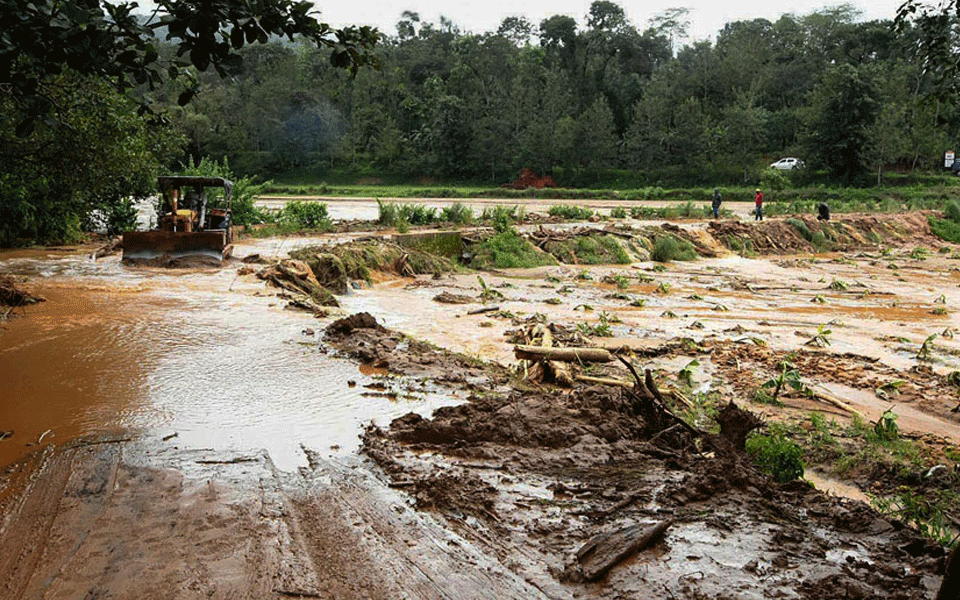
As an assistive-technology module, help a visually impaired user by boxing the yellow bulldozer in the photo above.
[122,176,235,264]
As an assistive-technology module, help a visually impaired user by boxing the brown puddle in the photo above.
[0,266,462,471]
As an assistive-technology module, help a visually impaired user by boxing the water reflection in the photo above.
[0,256,461,471]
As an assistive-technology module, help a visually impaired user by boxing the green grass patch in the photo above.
[785,217,813,242]
[469,229,557,270]
[290,239,456,286]
[650,235,698,262]
[542,234,632,265]
[746,429,805,483]
[548,205,595,220]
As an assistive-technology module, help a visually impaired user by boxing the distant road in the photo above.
[255,196,763,221]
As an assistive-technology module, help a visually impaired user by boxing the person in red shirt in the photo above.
[754,188,764,221]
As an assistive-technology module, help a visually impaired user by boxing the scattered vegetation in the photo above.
[650,235,698,262]
[577,311,615,337]
[547,205,595,220]
[746,429,805,483]
[542,234,632,264]
[468,229,557,270]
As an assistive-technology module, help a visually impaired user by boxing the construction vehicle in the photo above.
[122,176,235,263]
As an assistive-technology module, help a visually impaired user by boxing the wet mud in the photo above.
[359,326,945,598]
[2,210,960,598]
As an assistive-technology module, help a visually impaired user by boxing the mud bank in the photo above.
[0,440,546,600]
[355,315,947,598]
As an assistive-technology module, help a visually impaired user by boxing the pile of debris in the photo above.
[0,275,44,310]
[501,168,558,190]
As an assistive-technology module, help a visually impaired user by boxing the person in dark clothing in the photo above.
[711,188,722,219]
[754,188,764,221]
[817,202,830,221]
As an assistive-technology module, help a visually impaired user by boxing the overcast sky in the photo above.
[316,0,904,41]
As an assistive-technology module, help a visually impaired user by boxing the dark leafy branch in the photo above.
[0,0,380,134]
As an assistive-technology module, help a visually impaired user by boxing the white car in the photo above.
[770,157,803,170]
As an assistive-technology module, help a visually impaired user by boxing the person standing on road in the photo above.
[712,188,722,219]
[754,188,764,221]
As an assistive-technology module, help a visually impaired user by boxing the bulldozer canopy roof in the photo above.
[158,176,233,190]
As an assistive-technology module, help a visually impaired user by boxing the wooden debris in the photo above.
[810,387,862,419]
[433,292,474,304]
[574,374,633,388]
[467,305,499,315]
[514,345,613,363]
[576,520,673,581]
[91,237,122,260]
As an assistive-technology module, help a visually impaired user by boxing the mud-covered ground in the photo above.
[1,211,958,599]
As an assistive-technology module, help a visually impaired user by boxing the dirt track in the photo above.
[1,211,959,599]
[0,441,545,600]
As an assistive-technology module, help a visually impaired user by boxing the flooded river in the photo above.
[0,250,460,471]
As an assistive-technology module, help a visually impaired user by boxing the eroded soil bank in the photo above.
[1,210,959,599]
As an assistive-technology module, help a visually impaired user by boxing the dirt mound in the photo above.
[290,239,456,285]
[708,212,936,254]
[432,292,474,304]
[0,276,44,307]
[257,259,339,308]
[325,312,382,337]
[501,168,558,190]
[324,313,503,384]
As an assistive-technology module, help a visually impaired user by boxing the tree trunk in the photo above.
[514,345,613,363]
[936,544,960,600]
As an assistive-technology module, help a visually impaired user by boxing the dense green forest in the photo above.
[2,0,960,245]
[172,3,960,187]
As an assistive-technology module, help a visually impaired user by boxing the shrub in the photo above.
[469,229,557,269]
[746,431,805,483]
[279,201,331,229]
[760,168,791,192]
[785,217,812,241]
[481,205,521,232]
[650,235,698,262]
[610,206,627,219]
[548,205,595,220]
[377,201,438,226]
[440,202,474,224]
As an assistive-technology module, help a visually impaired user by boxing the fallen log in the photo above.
[467,305,499,315]
[810,388,862,419]
[91,237,122,260]
[522,324,575,387]
[514,345,613,363]
[574,374,633,388]
[576,520,673,582]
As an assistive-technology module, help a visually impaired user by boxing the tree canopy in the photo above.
[162,2,958,188]
[0,0,380,245]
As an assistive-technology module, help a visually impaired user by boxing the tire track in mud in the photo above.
[0,439,550,600]
[288,452,549,600]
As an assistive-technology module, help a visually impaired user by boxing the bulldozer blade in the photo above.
[121,231,230,264]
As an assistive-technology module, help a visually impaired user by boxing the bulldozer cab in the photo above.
[121,176,236,264]
[156,176,233,234]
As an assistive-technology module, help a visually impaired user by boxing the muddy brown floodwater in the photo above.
[0,251,462,471]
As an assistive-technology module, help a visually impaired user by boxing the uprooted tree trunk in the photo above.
[937,544,960,600]
[257,259,339,308]
[514,345,613,363]
[516,324,574,387]
[617,356,702,450]
[714,400,764,453]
